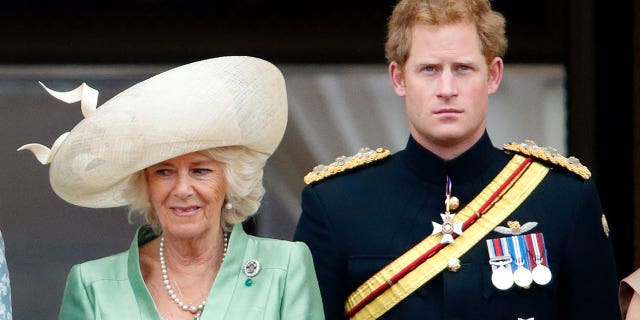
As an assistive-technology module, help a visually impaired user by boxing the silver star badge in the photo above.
[432,213,463,244]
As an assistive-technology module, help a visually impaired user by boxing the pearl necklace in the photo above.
[159,232,228,314]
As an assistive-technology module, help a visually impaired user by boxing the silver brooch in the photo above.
[243,259,261,278]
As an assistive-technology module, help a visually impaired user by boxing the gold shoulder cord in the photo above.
[503,140,590,180]
[304,147,390,184]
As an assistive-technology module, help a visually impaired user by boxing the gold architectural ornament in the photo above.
[503,140,591,179]
[303,147,391,184]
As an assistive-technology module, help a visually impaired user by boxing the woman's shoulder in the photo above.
[70,250,129,282]
[245,234,309,251]
[243,235,312,266]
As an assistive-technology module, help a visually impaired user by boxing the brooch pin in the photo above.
[243,259,260,287]
[432,177,463,244]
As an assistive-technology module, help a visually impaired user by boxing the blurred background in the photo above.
[0,0,638,318]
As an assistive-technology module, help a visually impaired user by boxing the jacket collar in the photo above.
[400,131,500,185]
[126,224,248,318]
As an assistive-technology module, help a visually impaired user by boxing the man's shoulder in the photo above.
[303,147,396,186]
[503,140,591,181]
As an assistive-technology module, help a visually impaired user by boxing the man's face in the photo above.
[389,21,503,158]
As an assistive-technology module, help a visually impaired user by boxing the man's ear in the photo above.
[487,57,503,94]
[389,61,406,97]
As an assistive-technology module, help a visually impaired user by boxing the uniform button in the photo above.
[448,258,461,272]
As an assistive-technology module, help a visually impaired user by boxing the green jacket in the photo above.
[59,224,324,319]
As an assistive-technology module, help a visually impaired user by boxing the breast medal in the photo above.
[431,177,463,244]
[510,235,533,288]
[525,233,552,285]
[487,237,514,290]
[487,228,552,290]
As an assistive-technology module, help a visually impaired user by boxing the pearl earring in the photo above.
[225,202,233,210]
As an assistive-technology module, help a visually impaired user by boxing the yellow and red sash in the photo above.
[345,155,549,319]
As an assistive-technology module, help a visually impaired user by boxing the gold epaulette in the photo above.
[503,140,591,179]
[303,147,391,185]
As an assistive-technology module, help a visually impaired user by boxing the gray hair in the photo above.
[126,146,267,233]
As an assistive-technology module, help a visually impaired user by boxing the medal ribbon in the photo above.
[508,235,530,270]
[445,176,452,212]
[345,155,550,319]
[524,233,548,267]
[486,238,513,272]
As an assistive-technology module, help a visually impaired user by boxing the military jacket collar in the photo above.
[401,132,499,184]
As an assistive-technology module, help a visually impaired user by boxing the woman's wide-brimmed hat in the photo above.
[19,56,287,208]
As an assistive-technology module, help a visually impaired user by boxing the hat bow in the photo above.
[17,82,98,164]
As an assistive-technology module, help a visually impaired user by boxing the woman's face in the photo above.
[145,152,226,240]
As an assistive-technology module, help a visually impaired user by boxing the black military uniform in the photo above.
[294,132,620,319]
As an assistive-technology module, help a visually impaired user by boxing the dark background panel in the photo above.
[1,0,566,64]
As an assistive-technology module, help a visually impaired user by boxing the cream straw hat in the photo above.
[19,56,287,208]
